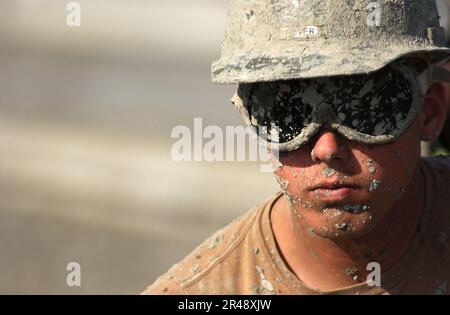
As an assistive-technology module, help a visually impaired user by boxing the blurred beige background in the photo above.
[0,0,449,294]
[0,0,280,294]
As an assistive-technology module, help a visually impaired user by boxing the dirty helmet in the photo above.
[211,0,450,84]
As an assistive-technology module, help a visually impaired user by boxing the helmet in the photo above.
[211,0,450,84]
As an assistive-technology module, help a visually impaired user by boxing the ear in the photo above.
[419,83,448,142]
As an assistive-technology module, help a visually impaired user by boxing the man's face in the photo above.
[272,118,422,240]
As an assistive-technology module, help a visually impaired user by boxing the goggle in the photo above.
[231,58,450,152]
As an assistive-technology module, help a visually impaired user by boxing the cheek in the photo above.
[272,140,418,210]
[369,151,416,203]
[274,151,314,193]
[361,133,420,201]
[272,153,315,209]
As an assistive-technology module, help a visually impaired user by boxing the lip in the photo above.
[310,182,358,201]
[309,182,357,191]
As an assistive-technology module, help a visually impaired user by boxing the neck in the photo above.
[271,167,425,291]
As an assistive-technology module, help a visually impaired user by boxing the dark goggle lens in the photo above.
[240,65,413,144]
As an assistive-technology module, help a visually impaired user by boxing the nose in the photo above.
[310,128,349,162]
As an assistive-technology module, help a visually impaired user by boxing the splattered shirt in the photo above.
[142,157,450,295]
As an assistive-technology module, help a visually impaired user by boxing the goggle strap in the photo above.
[230,93,242,109]
[431,55,450,67]
[415,65,450,97]
[431,66,450,84]
[231,93,252,126]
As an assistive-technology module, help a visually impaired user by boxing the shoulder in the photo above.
[141,193,280,295]
[417,157,450,277]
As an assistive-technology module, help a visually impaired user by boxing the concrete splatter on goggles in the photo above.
[232,59,450,152]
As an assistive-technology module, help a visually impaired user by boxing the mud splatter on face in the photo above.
[342,204,370,214]
[322,167,336,177]
[367,159,377,174]
[369,179,382,192]
[335,223,349,231]
[275,172,290,192]
[307,227,316,237]
[285,190,298,207]
[345,266,359,281]
[272,158,283,172]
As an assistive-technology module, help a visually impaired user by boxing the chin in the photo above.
[307,211,379,240]
[319,225,374,240]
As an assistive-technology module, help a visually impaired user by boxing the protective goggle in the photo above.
[232,57,450,152]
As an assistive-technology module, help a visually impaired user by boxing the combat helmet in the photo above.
[212,0,450,84]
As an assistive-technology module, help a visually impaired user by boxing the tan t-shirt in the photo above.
[142,157,450,295]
